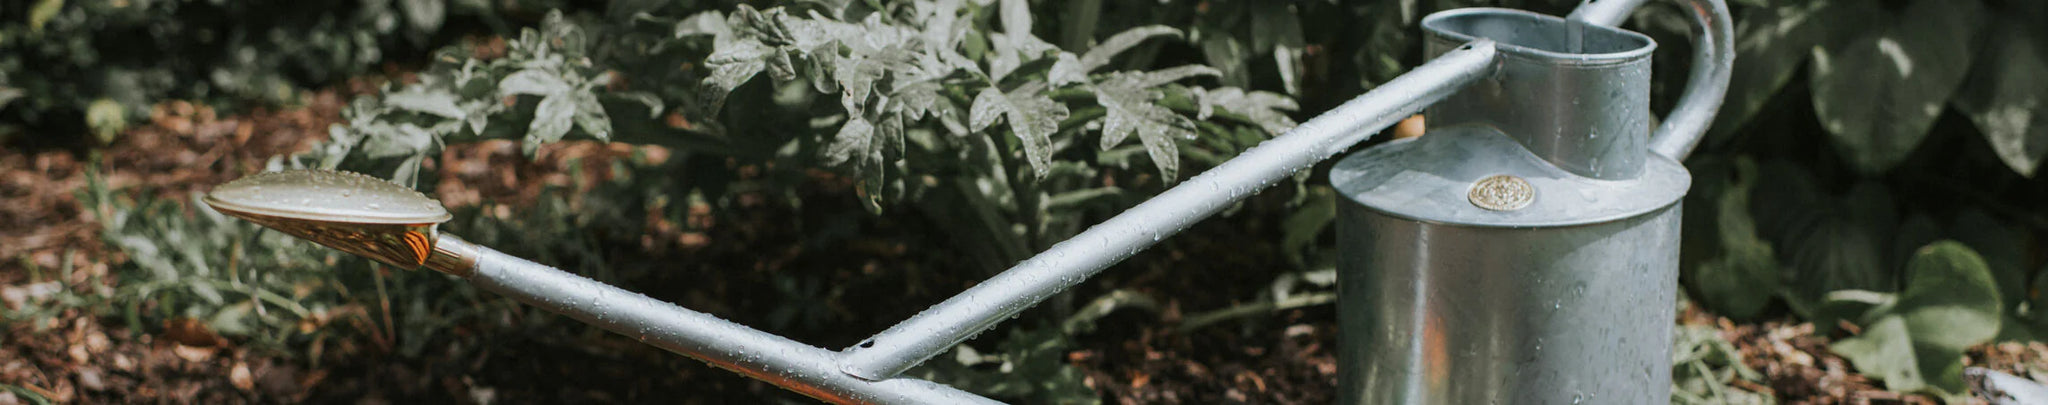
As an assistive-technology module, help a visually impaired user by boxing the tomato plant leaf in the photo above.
[385,88,466,119]
[499,69,573,97]
[1201,87,1299,136]
[572,92,612,142]
[1080,26,1180,71]
[525,93,575,155]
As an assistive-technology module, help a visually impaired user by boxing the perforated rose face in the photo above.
[204,169,450,225]
[205,170,449,269]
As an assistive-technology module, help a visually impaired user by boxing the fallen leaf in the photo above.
[172,344,217,363]
[162,318,225,347]
[230,363,255,391]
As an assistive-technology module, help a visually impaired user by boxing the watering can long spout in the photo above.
[203,170,1000,404]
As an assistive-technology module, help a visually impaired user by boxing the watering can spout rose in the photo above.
[205,0,1730,402]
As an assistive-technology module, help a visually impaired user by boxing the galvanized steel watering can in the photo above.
[203,0,1729,403]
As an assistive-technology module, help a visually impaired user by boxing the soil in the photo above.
[3,87,2045,404]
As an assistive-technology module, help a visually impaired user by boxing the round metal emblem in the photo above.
[1468,174,1534,211]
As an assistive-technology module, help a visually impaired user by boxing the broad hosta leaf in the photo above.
[1706,0,1885,144]
[1749,161,1896,315]
[1689,158,1782,320]
[1830,241,2000,400]
[1953,22,2048,177]
[526,93,575,155]
[1946,211,2027,310]
[1895,242,2002,352]
[1832,317,1934,391]
[972,86,1066,176]
[1809,0,1985,174]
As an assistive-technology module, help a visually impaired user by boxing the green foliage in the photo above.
[912,289,1155,404]
[1953,22,2048,178]
[1807,0,1984,174]
[1,383,54,405]
[1712,0,2048,177]
[0,0,535,145]
[1825,242,2002,401]
[317,0,1299,278]
[1671,323,1771,404]
[1681,157,1782,321]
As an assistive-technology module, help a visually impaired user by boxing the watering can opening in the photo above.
[1422,8,1655,61]
[1420,8,1662,181]
[203,169,452,270]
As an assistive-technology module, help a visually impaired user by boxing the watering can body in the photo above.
[1332,8,1692,404]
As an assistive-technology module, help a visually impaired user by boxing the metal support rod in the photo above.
[1568,0,1733,160]
[432,235,1001,405]
[834,40,1502,381]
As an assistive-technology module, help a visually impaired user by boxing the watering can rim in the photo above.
[1422,7,1657,67]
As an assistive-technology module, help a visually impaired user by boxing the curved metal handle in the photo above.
[1569,0,1734,160]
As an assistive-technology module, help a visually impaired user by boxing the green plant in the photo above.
[0,0,549,147]
[1670,322,1771,404]
[316,0,1300,275]
[1817,242,2002,402]
[1709,0,2047,177]
[1674,0,2048,396]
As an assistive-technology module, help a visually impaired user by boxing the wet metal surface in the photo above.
[1329,2,1729,403]
[204,169,448,269]
[1336,203,1682,404]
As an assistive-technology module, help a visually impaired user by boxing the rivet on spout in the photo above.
[1468,174,1534,211]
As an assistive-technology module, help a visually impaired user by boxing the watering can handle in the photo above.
[1568,0,1733,161]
